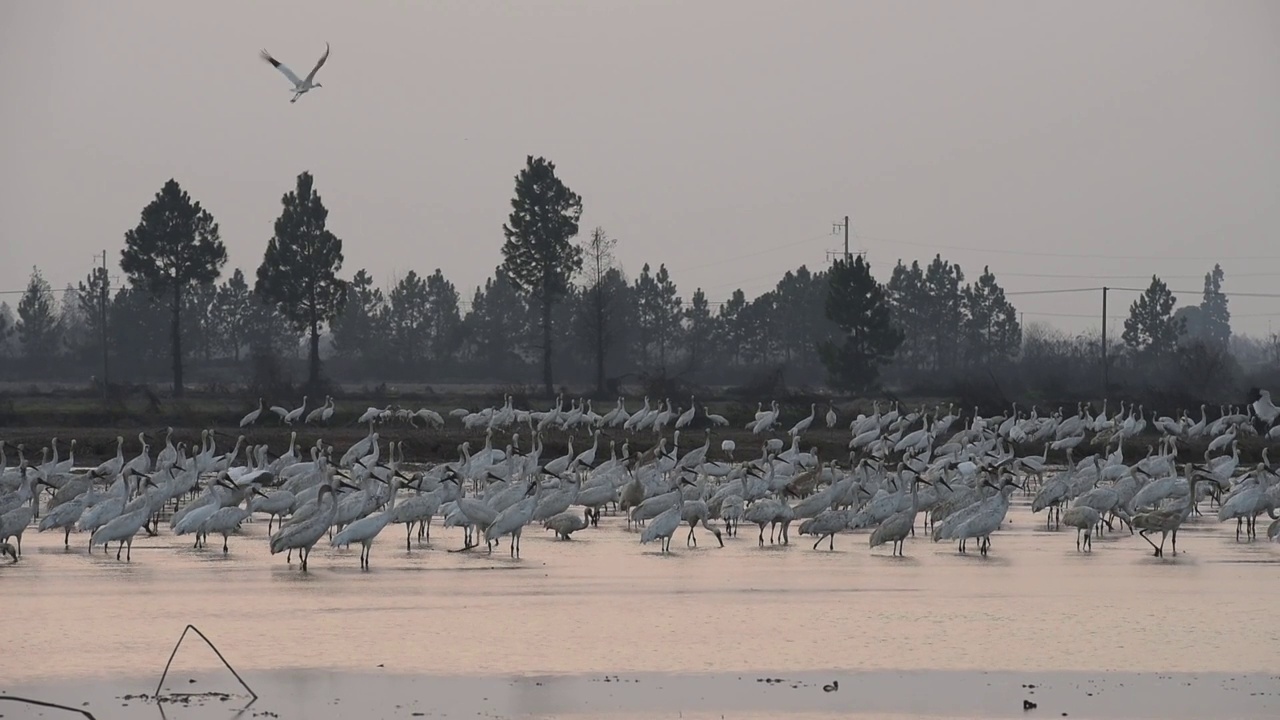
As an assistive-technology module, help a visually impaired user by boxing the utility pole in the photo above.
[99,250,109,402]
[1101,286,1109,394]
[829,215,849,260]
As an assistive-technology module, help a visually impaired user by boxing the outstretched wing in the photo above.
[304,42,330,83]
[260,49,303,87]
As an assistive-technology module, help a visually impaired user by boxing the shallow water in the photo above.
[3,496,1279,717]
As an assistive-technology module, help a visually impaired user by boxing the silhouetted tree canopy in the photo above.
[17,266,61,358]
[1123,275,1185,358]
[500,156,583,395]
[120,179,226,395]
[819,256,903,391]
[256,171,347,390]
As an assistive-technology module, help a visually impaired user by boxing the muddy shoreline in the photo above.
[6,669,1277,720]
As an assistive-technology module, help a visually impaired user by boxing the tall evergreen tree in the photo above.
[1122,275,1185,357]
[330,269,384,363]
[16,266,62,358]
[256,171,347,389]
[0,302,14,356]
[76,267,111,362]
[108,286,169,375]
[212,269,253,361]
[463,267,534,377]
[184,281,218,363]
[578,227,620,394]
[885,260,927,371]
[920,255,965,372]
[120,179,226,395]
[684,288,715,372]
[386,271,431,368]
[422,269,462,366]
[818,256,903,391]
[739,293,777,366]
[771,266,831,368]
[1199,263,1231,350]
[961,266,1021,366]
[499,156,583,395]
[715,289,748,366]
[59,284,88,356]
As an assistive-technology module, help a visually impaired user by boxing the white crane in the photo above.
[640,479,694,552]
[331,478,403,568]
[284,396,309,425]
[240,399,264,428]
[260,42,330,103]
[306,396,334,424]
[484,480,540,558]
[789,404,816,437]
[270,485,336,571]
[201,486,267,554]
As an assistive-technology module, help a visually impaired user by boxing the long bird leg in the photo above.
[406,524,414,552]
[1138,529,1160,556]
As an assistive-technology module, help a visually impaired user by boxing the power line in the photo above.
[671,230,834,273]
[853,231,1280,261]
[998,270,1278,280]
[1005,287,1102,296]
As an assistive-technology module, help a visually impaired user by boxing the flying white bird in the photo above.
[260,42,330,103]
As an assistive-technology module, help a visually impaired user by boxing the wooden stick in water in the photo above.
[154,624,258,701]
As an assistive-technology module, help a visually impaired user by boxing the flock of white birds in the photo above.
[2,390,1280,570]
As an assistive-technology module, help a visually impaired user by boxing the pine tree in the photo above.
[255,171,347,390]
[633,264,658,368]
[16,266,62,358]
[330,269,385,363]
[212,269,253,362]
[715,289,748,366]
[818,256,903,391]
[120,179,227,395]
[423,269,462,366]
[1200,263,1231,350]
[386,271,431,368]
[499,156,583,395]
[684,288,715,372]
[650,264,683,370]
[885,260,927,371]
[0,303,14,356]
[76,267,111,362]
[1122,275,1185,357]
[578,227,620,394]
[921,254,965,372]
[463,267,534,377]
[961,266,1021,366]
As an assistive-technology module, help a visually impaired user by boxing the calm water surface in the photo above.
[4,495,1277,685]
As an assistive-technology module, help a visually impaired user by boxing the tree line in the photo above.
[1,156,1273,404]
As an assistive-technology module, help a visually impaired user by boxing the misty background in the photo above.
[1,1,1277,406]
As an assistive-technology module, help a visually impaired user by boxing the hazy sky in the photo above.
[2,1,1277,335]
